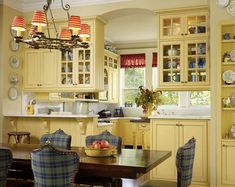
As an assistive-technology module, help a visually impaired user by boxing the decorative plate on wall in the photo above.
[217,0,230,7]
[9,55,20,69]
[227,1,235,16]
[8,87,18,100]
[9,39,19,52]
[8,72,19,85]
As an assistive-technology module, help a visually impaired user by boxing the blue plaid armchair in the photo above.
[86,130,122,152]
[31,142,79,187]
[40,129,71,149]
[140,137,196,187]
[0,147,13,186]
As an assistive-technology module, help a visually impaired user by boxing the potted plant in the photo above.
[135,86,162,117]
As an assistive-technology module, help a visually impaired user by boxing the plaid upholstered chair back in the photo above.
[40,129,71,149]
[86,130,122,152]
[0,147,13,186]
[31,143,79,187]
[176,137,196,187]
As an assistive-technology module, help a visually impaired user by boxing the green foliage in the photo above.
[124,68,144,88]
[190,91,210,105]
[161,91,178,105]
[135,86,163,113]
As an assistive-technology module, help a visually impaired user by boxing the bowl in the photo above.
[85,146,117,157]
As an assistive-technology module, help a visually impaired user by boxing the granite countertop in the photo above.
[149,114,211,120]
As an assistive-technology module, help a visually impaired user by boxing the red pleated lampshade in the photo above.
[79,24,90,37]
[60,27,71,40]
[31,10,47,26]
[11,16,26,31]
[68,15,81,30]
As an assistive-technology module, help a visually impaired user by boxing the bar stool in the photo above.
[8,131,30,144]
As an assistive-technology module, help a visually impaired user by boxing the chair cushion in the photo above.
[31,143,79,187]
[176,137,196,187]
[0,147,13,186]
[86,130,122,152]
[40,129,71,149]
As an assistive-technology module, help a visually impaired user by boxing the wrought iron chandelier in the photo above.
[11,0,90,51]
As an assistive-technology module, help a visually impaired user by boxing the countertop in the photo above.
[3,114,99,118]
[149,114,211,120]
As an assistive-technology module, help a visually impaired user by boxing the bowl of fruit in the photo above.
[85,140,117,157]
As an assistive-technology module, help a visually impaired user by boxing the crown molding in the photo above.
[1,0,130,12]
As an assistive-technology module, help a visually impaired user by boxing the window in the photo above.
[190,91,210,106]
[121,68,145,106]
[162,91,178,105]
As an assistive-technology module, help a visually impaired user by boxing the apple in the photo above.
[92,140,100,146]
[100,140,109,149]
[93,142,101,149]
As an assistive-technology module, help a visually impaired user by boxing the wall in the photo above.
[0,4,23,142]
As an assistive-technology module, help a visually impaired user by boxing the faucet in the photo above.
[48,108,54,115]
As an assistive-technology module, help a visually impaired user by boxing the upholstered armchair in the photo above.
[40,129,71,149]
[0,147,12,186]
[31,142,79,187]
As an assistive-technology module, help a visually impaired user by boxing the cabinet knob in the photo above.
[181,81,185,83]
[181,33,184,36]
[185,33,188,36]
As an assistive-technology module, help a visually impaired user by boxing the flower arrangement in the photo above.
[135,86,162,116]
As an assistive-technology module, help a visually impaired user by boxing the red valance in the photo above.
[152,52,158,67]
[120,54,146,68]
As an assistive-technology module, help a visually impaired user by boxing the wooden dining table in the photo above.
[0,143,171,187]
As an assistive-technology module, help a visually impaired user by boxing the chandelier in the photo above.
[11,0,90,51]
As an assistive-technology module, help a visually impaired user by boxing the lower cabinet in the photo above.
[221,140,235,186]
[151,119,209,186]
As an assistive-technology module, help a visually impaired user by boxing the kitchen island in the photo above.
[3,114,99,146]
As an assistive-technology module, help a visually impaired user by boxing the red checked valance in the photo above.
[152,52,157,67]
[120,54,146,68]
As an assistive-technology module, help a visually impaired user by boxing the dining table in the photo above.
[0,143,171,187]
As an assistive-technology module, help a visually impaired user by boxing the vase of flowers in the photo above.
[135,86,162,117]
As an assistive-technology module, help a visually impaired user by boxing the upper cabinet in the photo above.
[99,50,119,103]
[157,7,209,90]
[58,17,105,92]
[24,49,59,91]
[160,12,208,40]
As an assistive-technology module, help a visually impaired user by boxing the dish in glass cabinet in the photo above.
[8,87,18,100]
[9,55,20,69]
[227,1,235,16]
[230,50,235,61]
[217,0,230,7]
[222,70,235,84]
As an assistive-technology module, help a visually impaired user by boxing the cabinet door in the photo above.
[180,121,208,183]
[109,69,119,103]
[159,41,184,86]
[222,143,235,185]
[152,122,179,180]
[160,15,183,39]
[25,50,41,88]
[184,39,209,86]
[40,50,58,87]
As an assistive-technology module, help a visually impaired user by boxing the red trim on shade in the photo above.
[68,15,81,29]
[152,52,158,67]
[79,24,90,35]
[12,16,26,29]
[120,54,146,68]
[32,10,47,25]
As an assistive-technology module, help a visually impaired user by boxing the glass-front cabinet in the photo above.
[159,12,208,39]
[159,39,209,88]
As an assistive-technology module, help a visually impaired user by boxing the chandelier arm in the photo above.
[49,7,59,39]
[61,0,70,19]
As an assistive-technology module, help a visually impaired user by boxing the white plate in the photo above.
[9,56,20,69]
[8,72,19,85]
[9,39,19,52]
[223,70,235,84]
[227,2,235,16]
[230,50,235,61]
[8,87,18,100]
[217,0,230,7]
[231,94,235,105]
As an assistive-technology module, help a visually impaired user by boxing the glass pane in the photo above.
[198,26,206,33]
[78,62,83,72]
[163,19,171,27]
[123,89,138,107]
[85,74,90,84]
[79,51,84,60]
[190,91,210,105]
[85,50,90,60]
[172,27,181,36]
[188,71,197,82]
[68,50,73,61]
[162,91,178,105]
[187,16,196,25]
[172,58,179,69]
[163,71,171,82]
[163,45,171,56]
[124,68,144,89]
[62,51,66,61]
[67,63,72,72]
[78,74,83,84]
[163,58,171,69]
[188,43,196,55]
[188,26,196,34]
[172,72,180,82]
[198,57,206,68]
[198,71,207,81]
[198,16,206,24]
[163,28,171,36]
[172,18,180,26]
[85,62,90,72]
[61,63,66,72]
[197,43,206,55]
[188,57,196,68]
[104,69,108,85]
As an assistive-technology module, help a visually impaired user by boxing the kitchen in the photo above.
[0,0,234,187]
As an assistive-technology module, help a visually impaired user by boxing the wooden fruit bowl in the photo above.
[85,146,117,157]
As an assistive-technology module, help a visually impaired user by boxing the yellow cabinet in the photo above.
[58,17,105,91]
[24,49,59,90]
[99,50,119,103]
[157,7,209,90]
[159,9,208,40]
[221,141,235,185]
[151,119,209,186]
